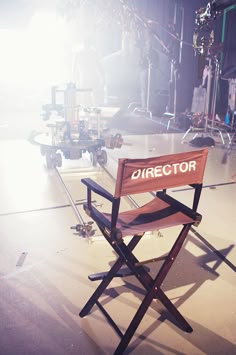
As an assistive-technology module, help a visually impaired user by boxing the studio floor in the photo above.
[0,112,236,355]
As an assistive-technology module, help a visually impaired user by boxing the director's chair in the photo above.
[80,148,208,354]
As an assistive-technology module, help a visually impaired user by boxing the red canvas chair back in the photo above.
[114,148,208,198]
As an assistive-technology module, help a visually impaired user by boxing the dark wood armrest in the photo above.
[81,178,114,202]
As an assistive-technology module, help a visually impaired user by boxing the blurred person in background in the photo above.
[102,30,140,108]
[72,34,105,107]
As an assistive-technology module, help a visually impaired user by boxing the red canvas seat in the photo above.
[79,148,208,354]
[105,197,199,236]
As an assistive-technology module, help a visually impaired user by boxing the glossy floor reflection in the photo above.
[0,131,235,355]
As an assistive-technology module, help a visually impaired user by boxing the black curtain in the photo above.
[101,0,204,113]
[222,6,236,78]
[128,0,203,112]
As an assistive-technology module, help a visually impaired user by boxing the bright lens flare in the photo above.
[0,11,69,90]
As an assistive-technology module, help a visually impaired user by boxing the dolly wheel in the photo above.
[90,151,97,166]
[115,133,123,148]
[56,153,62,167]
[46,152,55,169]
[45,151,60,169]
[98,150,107,166]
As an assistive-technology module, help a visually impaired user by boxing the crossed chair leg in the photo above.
[79,224,193,354]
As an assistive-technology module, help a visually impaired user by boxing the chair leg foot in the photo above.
[79,309,88,318]
[185,325,193,333]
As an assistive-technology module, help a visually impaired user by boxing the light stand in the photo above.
[164,5,185,128]
[133,55,153,119]
[168,59,178,121]
[119,0,170,120]
[173,5,185,122]
[182,54,229,145]
[181,57,214,143]
[146,58,151,114]
[206,56,228,144]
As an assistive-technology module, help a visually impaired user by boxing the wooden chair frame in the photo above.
[79,148,208,354]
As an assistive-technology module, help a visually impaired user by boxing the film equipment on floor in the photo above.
[32,83,123,169]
